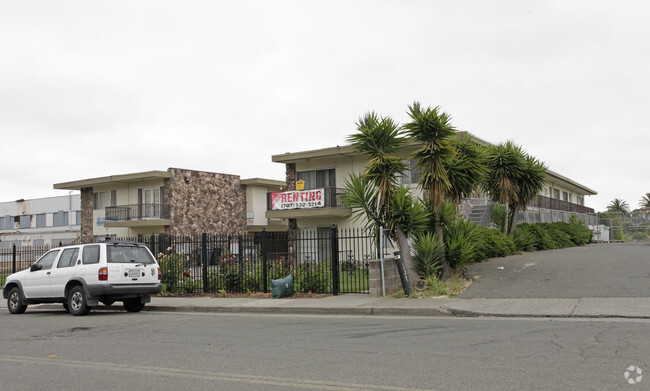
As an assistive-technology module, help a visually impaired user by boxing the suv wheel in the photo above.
[68,286,91,316]
[7,287,27,314]
[123,298,145,313]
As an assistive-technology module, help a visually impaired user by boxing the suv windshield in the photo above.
[107,245,156,264]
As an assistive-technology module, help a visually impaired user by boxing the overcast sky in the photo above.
[0,1,647,212]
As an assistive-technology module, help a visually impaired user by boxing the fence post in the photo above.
[238,235,244,293]
[149,234,156,255]
[261,229,268,292]
[331,224,339,296]
[12,243,17,274]
[202,232,208,292]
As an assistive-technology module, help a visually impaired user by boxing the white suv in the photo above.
[3,240,162,316]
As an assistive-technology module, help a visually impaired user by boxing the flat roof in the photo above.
[53,170,170,190]
[241,178,285,187]
[271,134,597,196]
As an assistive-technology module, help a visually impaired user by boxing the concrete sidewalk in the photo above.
[129,294,650,319]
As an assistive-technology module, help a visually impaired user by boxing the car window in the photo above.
[58,248,79,268]
[107,245,155,264]
[36,250,60,270]
[82,245,100,264]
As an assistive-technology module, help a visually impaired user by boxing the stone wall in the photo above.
[369,258,403,297]
[80,187,94,244]
[166,168,246,235]
[286,163,296,190]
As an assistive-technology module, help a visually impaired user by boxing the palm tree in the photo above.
[444,133,487,206]
[508,154,547,235]
[607,198,630,215]
[403,102,457,278]
[483,141,525,235]
[344,112,421,293]
[639,193,650,210]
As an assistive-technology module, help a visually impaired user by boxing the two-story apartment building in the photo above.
[267,138,598,237]
[54,168,285,243]
[0,195,81,248]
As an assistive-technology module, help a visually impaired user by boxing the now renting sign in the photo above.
[271,189,325,210]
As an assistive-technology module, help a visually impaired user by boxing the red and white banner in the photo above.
[271,189,324,210]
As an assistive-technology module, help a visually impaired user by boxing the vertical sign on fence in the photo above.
[331,224,339,296]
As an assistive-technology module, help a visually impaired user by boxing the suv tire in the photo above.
[123,298,145,313]
[7,287,27,314]
[68,286,91,316]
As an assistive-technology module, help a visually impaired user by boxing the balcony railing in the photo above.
[267,187,347,211]
[529,195,594,214]
[105,203,169,222]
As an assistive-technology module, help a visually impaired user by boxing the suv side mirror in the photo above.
[30,263,43,272]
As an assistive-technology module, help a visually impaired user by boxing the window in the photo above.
[33,239,45,247]
[82,245,100,264]
[0,217,3,230]
[75,211,81,225]
[107,245,156,264]
[94,190,117,210]
[297,169,336,189]
[399,160,420,185]
[36,250,60,270]
[554,189,560,199]
[139,187,162,218]
[19,215,31,229]
[53,211,69,227]
[577,196,584,206]
[58,248,79,268]
[36,214,46,228]
[563,192,569,202]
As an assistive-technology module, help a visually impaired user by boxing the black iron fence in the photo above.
[105,203,169,221]
[0,245,52,276]
[1,227,374,295]
[134,226,373,295]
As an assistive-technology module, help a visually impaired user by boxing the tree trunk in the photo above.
[435,220,451,279]
[502,203,510,236]
[508,204,519,236]
[395,223,422,294]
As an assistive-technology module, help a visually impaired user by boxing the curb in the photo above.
[20,303,650,320]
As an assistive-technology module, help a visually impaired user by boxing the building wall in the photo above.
[0,195,82,247]
[246,185,270,227]
[167,168,246,235]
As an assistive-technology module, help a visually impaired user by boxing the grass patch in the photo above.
[393,274,470,298]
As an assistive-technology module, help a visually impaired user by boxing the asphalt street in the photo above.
[461,243,650,298]
[0,311,648,390]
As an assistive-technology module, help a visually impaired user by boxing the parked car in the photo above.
[3,240,162,316]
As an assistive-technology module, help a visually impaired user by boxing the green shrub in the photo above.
[513,224,536,251]
[444,218,480,270]
[474,225,516,261]
[293,263,330,293]
[157,251,185,292]
[527,223,555,250]
[223,269,242,292]
[413,232,443,278]
[489,203,507,233]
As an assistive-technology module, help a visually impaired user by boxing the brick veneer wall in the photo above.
[166,168,246,235]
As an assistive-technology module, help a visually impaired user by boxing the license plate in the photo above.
[128,270,140,278]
